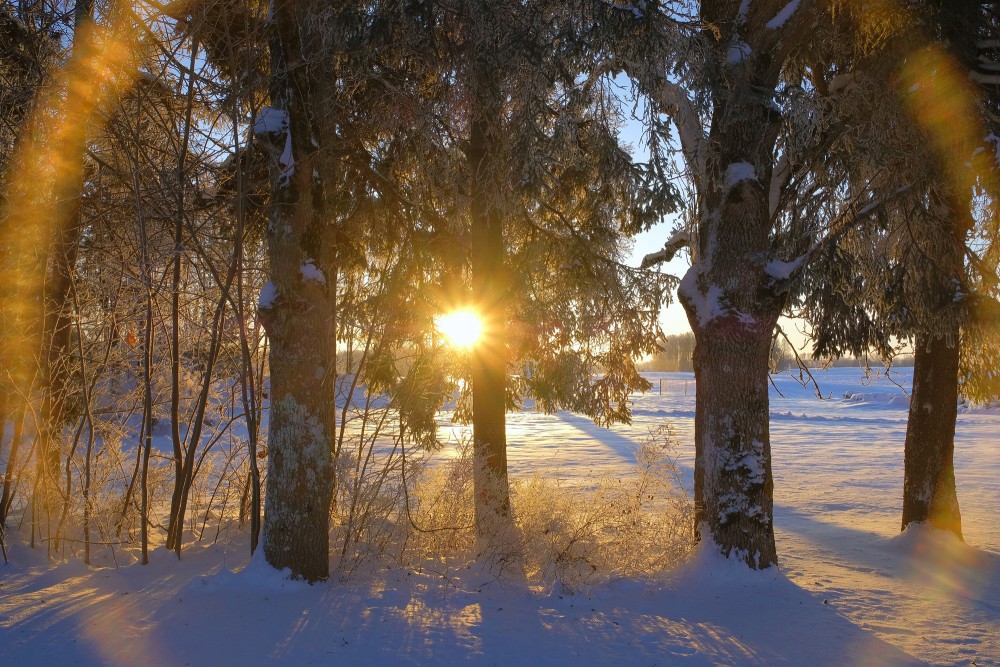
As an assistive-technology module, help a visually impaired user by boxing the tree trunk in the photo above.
[680,172,782,568]
[687,315,778,566]
[36,0,95,533]
[167,258,237,555]
[469,97,512,546]
[901,330,963,538]
[165,36,200,554]
[0,408,25,526]
[259,269,336,581]
[665,0,806,569]
[259,0,337,582]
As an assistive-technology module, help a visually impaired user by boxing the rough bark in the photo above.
[902,330,962,537]
[259,0,337,582]
[469,110,512,542]
[680,173,782,568]
[672,0,811,568]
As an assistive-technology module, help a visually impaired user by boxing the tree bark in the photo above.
[901,327,963,538]
[680,172,782,568]
[469,111,512,543]
[259,0,337,582]
[259,257,336,581]
[672,0,804,568]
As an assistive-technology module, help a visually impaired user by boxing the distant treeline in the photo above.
[639,333,915,372]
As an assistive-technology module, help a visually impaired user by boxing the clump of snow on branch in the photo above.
[254,106,294,185]
[678,269,724,327]
[724,161,757,190]
[641,228,689,268]
[736,0,751,24]
[726,39,752,66]
[253,106,287,135]
[259,281,277,309]
[764,255,806,280]
[300,260,326,285]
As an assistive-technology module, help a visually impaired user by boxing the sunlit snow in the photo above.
[1,368,997,666]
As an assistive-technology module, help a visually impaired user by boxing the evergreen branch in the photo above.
[772,179,911,292]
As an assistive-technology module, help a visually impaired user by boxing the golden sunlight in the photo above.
[435,310,483,350]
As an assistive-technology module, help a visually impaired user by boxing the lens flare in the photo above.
[0,2,139,400]
[435,310,483,350]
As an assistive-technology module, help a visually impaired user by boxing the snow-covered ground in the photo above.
[2,368,998,666]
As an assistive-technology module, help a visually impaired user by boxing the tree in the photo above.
[255,0,340,582]
[616,0,829,568]
[898,1,1000,539]
[614,0,931,566]
[0,0,140,552]
[805,0,1000,539]
[253,0,457,579]
[427,0,676,552]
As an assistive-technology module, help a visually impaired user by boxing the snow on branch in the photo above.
[595,0,647,19]
[765,0,800,30]
[764,255,806,280]
[769,153,790,218]
[651,80,707,185]
[254,106,288,135]
[736,0,751,24]
[641,229,690,268]
[828,72,857,94]
[724,161,757,190]
[726,39,752,66]
[254,106,295,186]
[259,281,278,309]
[775,185,912,289]
[300,260,326,285]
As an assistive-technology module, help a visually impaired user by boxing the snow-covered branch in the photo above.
[772,185,912,289]
[765,0,801,30]
[769,152,790,218]
[641,228,690,268]
[650,80,706,186]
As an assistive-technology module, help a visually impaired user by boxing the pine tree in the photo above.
[611,0,832,568]
[806,1,1000,539]
[425,1,677,551]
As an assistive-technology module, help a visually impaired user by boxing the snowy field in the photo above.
[1,368,998,666]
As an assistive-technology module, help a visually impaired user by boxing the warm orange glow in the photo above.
[435,310,483,350]
[0,3,139,396]
[898,44,988,198]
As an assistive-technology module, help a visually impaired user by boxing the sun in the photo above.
[435,310,483,350]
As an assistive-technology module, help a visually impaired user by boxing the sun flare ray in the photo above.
[435,310,483,350]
